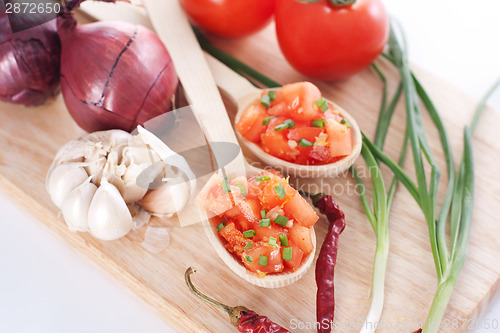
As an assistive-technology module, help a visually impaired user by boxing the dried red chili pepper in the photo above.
[309,194,346,333]
[412,329,422,333]
[185,267,290,333]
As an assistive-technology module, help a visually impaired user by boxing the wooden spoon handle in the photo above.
[143,0,247,177]
[204,54,260,102]
[143,0,238,147]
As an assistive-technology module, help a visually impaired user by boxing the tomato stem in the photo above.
[295,0,356,7]
[329,0,356,6]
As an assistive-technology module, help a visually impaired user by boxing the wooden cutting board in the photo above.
[1,8,499,333]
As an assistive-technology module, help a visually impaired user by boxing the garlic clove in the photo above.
[138,177,190,216]
[121,162,151,203]
[46,163,89,208]
[87,178,133,240]
[60,179,97,232]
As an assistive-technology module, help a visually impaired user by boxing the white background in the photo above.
[1,1,499,332]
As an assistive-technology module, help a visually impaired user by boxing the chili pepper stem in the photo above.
[360,240,389,333]
[185,267,248,326]
[298,190,326,206]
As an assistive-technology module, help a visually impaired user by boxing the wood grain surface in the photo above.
[1,8,499,333]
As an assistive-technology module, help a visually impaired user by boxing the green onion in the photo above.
[274,183,286,200]
[243,242,252,250]
[245,255,253,262]
[259,218,271,227]
[340,118,351,128]
[312,118,325,128]
[216,222,226,231]
[274,119,295,132]
[221,177,231,194]
[256,175,270,182]
[298,138,314,147]
[243,229,256,238]
[273,215,288,228]
[260,94,271,108]
[279,234,288,247]
[268,236,280,248]
[260,209,266,219]
[262,116,276,126]
[315,97,328,112]
[268,90,276,101]
[235,184,247,197]
[282,247,293,261]
[258,255,268,266]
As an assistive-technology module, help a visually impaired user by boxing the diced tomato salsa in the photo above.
[198,169,319,276]
[236,82,353,165]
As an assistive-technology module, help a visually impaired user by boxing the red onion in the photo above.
[0,9,61,106]
[57,14,179,133]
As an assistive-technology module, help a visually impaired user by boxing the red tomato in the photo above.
[180,0,276,38]
[281,82,322,121]
[282,240,305,271]
[219,222,249,255]
[242,242,284,274]
[254,224,287,243]
[275,0,389,80]
[236,104,267,143]
[287,127,323,143]
[283,193,319,228]
[289,223,314,254]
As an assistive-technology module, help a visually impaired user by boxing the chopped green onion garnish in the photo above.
[282,247,293,261]
[235,184,247,197]
[274,183,286,200]
[243,242,252,250]
[256,175,271,182]
[315,97,329,112]
[298,138,314,147]
[261,94,271,108]
[274,119,295,132]
[221,177,231,193]
[245,255,253,262]
[260,209,267,219]
[243,229,256,238]
[216,222,226,231]
[340,118,351,128]
[259,218,271,227]
[274,215,289,228]
[279,234,288,247]
[312,118,325,128]
[258,255,268,266]
[262,116,276,126]
[268,236,280,248]
[268,90,276,101]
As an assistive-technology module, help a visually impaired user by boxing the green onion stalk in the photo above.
[194,25,499,332]
[351,62,407,333]
[368,22,500,332]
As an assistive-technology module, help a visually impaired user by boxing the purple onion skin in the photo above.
[58,16,179,133]
[0,10,61,106]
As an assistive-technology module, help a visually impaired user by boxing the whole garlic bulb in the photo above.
[46,129,186,240]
